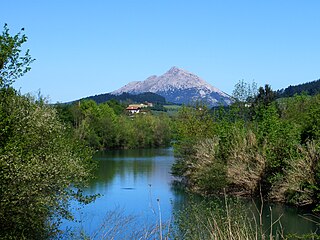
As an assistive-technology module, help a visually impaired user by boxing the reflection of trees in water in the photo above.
[87,149,173,193]
[96,148,170,159]
[92,159,154,190]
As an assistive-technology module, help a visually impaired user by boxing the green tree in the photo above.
[0,25,95,239]
[232,79,257,103]
[253,84,276,107]
[106,99,126,115]
[231,80,258,120]
[172,105,217,177]
[0,24,34,87]
[0,94,95,239]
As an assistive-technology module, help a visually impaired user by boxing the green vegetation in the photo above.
[163,104,182,117]
[0,25,95,239]
[2,22,320,239]
[172,80,320,210]
[55,99,172,150]
[174,197,286,240]
[83,91,166,105]
[0,24,34,88]
[0,23,172,239]
[67,196,296,240]
[277,78,320,98]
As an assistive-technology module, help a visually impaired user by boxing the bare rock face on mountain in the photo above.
[112,67,232,106]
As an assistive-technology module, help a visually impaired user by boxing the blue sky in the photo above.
[2,0,320,103]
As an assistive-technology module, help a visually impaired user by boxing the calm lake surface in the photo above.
[62,148,319,237]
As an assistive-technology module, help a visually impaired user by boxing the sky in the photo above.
[2,0,320,103]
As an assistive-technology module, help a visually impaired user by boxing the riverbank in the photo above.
[60,148,319,239]
[172,94,320,211]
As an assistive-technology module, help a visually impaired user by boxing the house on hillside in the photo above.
[126,106,141,114]
[126,102,153,115]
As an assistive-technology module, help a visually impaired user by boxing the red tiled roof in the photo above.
[126,106,141,110]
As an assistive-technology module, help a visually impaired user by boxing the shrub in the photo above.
[186,138,227,193]
[269,141,320,206]
[227,129,266,196]
[0,91,95,239]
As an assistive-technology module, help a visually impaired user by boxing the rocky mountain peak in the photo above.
[111,67,232,106]
[164,66,196,79]
[167,66,183,74]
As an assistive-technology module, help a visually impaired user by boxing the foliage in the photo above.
[230,80,257,121]
[171,105,217,177]
[232,79,257,103]
[0,24,95,239]
[0,24,34,87]
[150,103,167,112]
[55,100,172,150]
[83,91,166,105]
[277,78,320,98]
[269,141,320,206]
[0,90,95,239]
[226,128,266,196]
[185,138,227,193]
[105,99,126,115]
[174,196,285,240]
[172,81,320,209]
[72,100,117,149]
[254,84,276,107]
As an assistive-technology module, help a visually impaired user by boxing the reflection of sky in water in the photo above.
[61,148,319,237]
[61,148,176,236]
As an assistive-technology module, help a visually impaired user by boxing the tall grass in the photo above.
[227,129,266,196]
[175,120,320,208]
[63,208,172,240]
[269,141,319,206]
[174,194,285,240]
[184,128,267,197]
[185,137,227,193]
[64,195,294,240]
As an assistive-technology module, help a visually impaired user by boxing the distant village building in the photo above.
[125,102,153,114]
[126,106,141,114]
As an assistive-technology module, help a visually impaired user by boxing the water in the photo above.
[62,148,177,236]
[61,148,319,237]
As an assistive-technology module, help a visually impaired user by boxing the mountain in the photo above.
[112,67,232,106]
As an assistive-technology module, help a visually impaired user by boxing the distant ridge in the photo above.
[277,78,320,98]
[112,67,232,106]
[79,92,166,105]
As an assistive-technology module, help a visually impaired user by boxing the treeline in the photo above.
[277,78,320,98]
[173,82,320,210]
[55,99,172,150]
[81,91,166,105]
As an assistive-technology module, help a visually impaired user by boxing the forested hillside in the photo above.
[81,92,166,105]
[277,78,320,97]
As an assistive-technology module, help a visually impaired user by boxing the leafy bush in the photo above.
[187,138,227,193]
[269,141,320,206]
[227,128,266,196]
[172,86,320,209]
[0,90,95,239]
